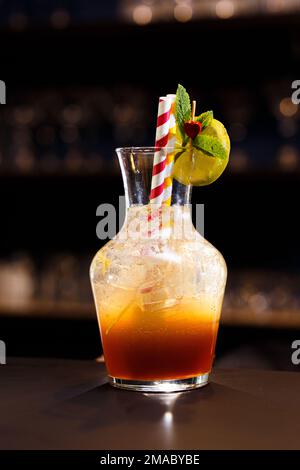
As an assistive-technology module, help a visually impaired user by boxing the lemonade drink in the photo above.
[91,203,226,388]
[90,84,230,391]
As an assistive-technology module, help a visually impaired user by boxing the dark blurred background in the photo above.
[0,0,300,370]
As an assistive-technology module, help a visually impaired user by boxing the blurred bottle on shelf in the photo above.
[0,83,299,176]
[0,254,35,310]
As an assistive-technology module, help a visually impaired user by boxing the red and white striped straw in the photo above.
[149,97,172,205]
[163,94,176,205]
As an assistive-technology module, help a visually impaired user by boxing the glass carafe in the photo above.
[90,147,227,392]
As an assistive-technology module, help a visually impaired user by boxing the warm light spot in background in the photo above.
[216,0,235,19]
[265,0,286,13]
[279,97,298,117]
[277,145,299,171]
[174,4,193,22]
[133,5,153,25]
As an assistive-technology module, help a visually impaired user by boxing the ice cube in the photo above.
[138,285,180,313]
[137,257,183,312]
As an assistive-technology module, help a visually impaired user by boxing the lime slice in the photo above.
[173,119,230,186]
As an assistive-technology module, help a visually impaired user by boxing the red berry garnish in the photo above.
[184,121,202,140]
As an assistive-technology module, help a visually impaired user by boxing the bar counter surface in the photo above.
[0,358,299,450]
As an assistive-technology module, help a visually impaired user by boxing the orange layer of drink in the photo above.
[98,298,220,380]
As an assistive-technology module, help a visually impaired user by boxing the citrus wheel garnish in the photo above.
[173,119,230,186]
[173,84,230,186]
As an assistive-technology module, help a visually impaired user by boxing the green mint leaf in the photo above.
[193,134,227,160]
[195,111,213,129]
[182,134,189,146]
[175,84,191,140]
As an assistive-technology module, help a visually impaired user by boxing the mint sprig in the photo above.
[174,84,227,160]
[175,84,191,142]
[195,111,213,129]
[194,134,227,160]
